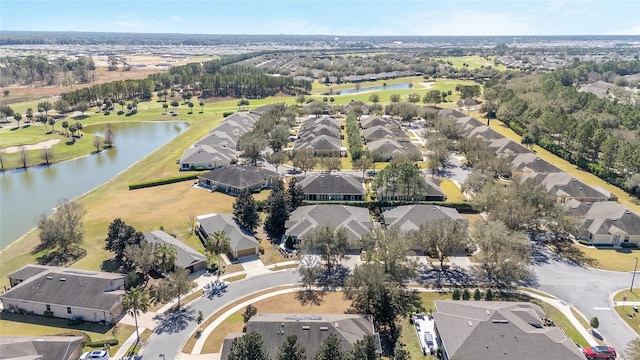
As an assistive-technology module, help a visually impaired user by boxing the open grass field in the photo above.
[0,312,135,356]
[433,56,508,71]
[577,246,640,272]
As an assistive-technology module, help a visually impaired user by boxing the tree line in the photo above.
[0,55,96,87]
[482,62,640,196]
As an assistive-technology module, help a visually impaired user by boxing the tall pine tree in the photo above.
[287,177,305,211]
[277,335,306,360]
[233,189,260,233]
[264,179,289,242]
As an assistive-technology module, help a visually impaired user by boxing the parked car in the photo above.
[80,350,109,360]
[582,345,617,360]
[121,355,140,360]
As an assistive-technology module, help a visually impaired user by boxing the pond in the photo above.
[0,121,188,250]
[336,83,412,95]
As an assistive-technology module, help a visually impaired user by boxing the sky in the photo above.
[1,0,639,36]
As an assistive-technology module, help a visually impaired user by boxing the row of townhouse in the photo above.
[293,115,347,157]
[439,108,639,246]
[361,115,421,161]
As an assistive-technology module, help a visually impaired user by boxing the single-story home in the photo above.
[382,205,466,232]
[360,116,400,129]
[0,265,125,323]
[179,144,236,171]
[197,165,280,195]
[366,138,420,162]
[298,173,365,201]
[362,125,409,143]
[284,205,373,248]
[143,230,208,273]
[507,152,561,174]
[577,201,640,246]
[520,172,616,203]
[197,213,261,259]
[220,313,381,360]
[433,300,584,360]
[0,336,85,360]
[487,138,531,156]
[294,135,344,157]
[373,176,445,202]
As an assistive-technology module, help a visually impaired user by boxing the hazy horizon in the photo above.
[1,0,639,37]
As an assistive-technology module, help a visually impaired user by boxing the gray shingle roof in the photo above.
[144,230,207,269]
[383,205,465,232]
[366,138,418,159]
[488,138,530,155]
[285,205,373,242]
[294,135,342,151]
[520,172,611,201]
[0,336,84,360]
[297,125,341,140]
[220,313,379,360]
[197,214,260,253]
[508,153,561,173]
[360,116,400,129]
[433,300,584,360]
[198,165,279,190]
[0,266,124,312]
[7,264,50,282]
[298,173,364,195]
[581,202,640,236]
[179,145,236,165]
[362,125,407,141]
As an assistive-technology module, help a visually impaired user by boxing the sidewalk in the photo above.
[112,327,145,360]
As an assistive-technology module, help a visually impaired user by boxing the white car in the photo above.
[80,350,109,360]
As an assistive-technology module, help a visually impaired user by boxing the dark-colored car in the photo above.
[582,345,617,360]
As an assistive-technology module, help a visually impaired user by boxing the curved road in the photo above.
[140,270,299,360]
[531,246,638,352]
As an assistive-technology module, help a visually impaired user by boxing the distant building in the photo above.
[220,313,381,360]
[520,172,616,203]
[1,265,125,323]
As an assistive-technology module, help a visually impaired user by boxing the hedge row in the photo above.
[129,174,198,190]
[87,339,119,348]
[301,200,476,213]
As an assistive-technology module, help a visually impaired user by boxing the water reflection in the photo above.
[0,121,188,249]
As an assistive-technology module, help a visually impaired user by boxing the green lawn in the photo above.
[0,313,135,356]
[438,178,467,202]
[433,56,508,71]
[613,289,640,302]
[615,306,640,335]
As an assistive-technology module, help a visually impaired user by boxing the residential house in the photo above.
[0,336,85,360]
[382,205,466,232]
[465,125,503,141]
[294,135,345,157]
[360,116,401,129]
[197,165,279,195]
[577,201,640,245]
[366,138,420,162]
[373,176,446,202]
[0,265,125,323]
[507,153,561,175]
[143,230,208,273]
[298,173,365,201]
[179,144,236,171]
[220,313,381,360]
[487,138,531,156]
[433,300,584,360]
[362,125,409,143]
[520,172,616,203]
[284,205,373,247]
[197,213,260,259]
[297,124,341,141]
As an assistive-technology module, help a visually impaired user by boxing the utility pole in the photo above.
[631,257,638,292]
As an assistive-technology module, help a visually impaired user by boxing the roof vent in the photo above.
[46,276,53,280]
[59,278,66,281]
[485,310,491,315]
[302,326,310,330]
[320,326,329,331]
[468,321,473,327]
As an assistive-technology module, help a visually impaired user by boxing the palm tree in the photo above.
[123,287,150,344]
[206,231,231,277]
[153,244,177,275]
[199,100,204,113]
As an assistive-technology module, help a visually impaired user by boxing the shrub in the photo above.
[590,317,599,329]
[243,304,257,322]
[452,289,461,300]
[68,316,84,325]
[129,174,197,190]
[577,240,593,246]
[462,289,471,300]
[485,289,494,301]
[43,310,54,317]
[473,289,482,301]
[223,111,234,117]
[87,339,119,348]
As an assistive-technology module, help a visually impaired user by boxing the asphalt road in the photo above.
[531,246,638,352]
[140,270,299,360]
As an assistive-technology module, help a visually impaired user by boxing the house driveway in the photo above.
[240,255,271,276]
